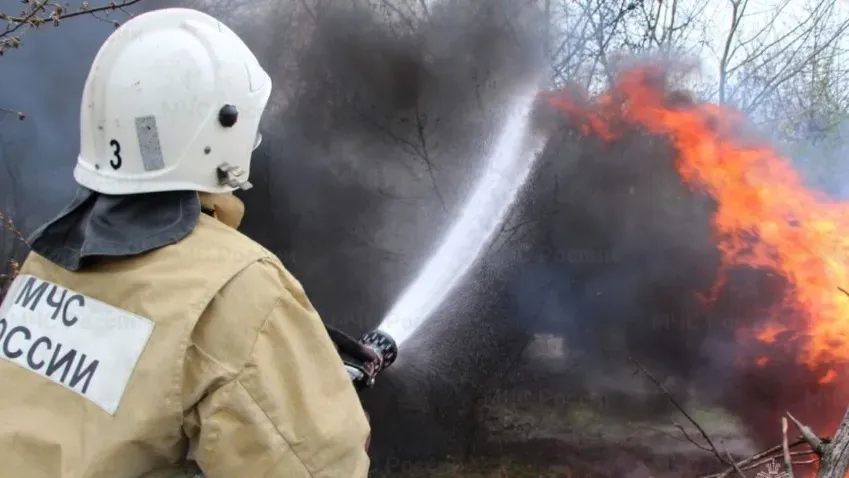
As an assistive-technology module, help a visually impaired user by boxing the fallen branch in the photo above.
[698,438,820,478]
[782,416,795,478]
[793,405,849,478]
[787,411,826,456]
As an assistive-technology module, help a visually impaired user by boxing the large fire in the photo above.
[547,66,848,382]
[544,65,849,453]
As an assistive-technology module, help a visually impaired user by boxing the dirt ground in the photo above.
[378,394,760,477]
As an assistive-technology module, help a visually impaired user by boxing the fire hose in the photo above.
[325,325,398,392]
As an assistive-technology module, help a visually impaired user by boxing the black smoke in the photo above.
[225,2,784,472]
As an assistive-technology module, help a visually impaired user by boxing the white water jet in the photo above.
[377,86,541,346]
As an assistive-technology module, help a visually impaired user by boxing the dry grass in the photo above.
[371,457,571,477]
[381,386,755,477]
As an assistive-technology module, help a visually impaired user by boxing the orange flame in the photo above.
[546,66,849,384]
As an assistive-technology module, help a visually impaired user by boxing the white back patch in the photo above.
[0,274,155,415]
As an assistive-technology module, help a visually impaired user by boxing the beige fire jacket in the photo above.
[0,193,370,478]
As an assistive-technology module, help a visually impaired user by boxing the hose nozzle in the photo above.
[360,330,398,372]
[327,326,398,391]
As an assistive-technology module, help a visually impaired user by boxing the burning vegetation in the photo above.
[539,64,849,478]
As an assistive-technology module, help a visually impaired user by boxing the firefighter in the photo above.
[0,7,370,478]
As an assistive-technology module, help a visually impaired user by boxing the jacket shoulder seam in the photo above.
[233,297,315,476]
[174,254,271,430]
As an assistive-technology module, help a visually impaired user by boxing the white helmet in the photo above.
[74,8,272,194]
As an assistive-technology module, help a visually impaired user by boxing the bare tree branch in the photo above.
[0,0,143,117]
[0,0,143,55]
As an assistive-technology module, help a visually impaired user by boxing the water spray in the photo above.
[330,86,541,392]
[375,88,540,346]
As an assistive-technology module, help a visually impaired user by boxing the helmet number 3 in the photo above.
[109,139,122,170]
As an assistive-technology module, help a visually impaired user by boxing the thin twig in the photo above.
[0,0,142,54]
[0,107,25,120]
[675,423,714,452]
[725,451,745,476]
[1,0,142,32]
[629,356,742,475]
